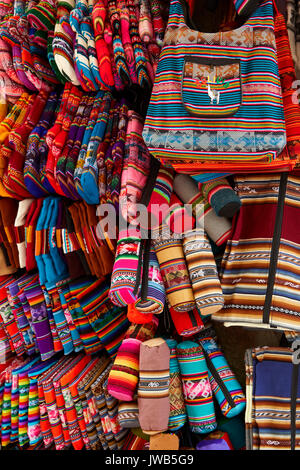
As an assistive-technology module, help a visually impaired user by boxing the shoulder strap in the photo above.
[234,0,279,17]
[233,0,260,16]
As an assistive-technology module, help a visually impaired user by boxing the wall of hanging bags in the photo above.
[0,0,300,453]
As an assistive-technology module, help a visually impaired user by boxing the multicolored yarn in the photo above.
[52,21,80,87]
[37,357,68,448]
[165,338,187,431]
[81,16,103,88]
[84,360,115,449]
[66,357,100,450]
[104,18,124,91]
[55,97,88,199]
[176,340,217,434]
[71,11,98,92]
[53,353,88,448]
[6,276,36,356]
[10,359,30,443]
[17,357,40,446]
[65,94,94,198]
[42,355,80,450]
[1,358,27,447]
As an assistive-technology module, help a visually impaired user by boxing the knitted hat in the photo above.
[14,198,34,268]
[47,31,67,84]
[0,37,23,86]
[11,45,38,91]
[53,22,81,86]
[27,0,56,31]
[92,0,115,89]
[80,15,102,89]
[70,10,98,91]
[0,70,24,105]
[24,197,43,272]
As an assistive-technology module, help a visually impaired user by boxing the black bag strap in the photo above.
[140,235,151,301]
[262,172,288,324]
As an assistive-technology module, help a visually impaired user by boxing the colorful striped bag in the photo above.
[143,0,288,173]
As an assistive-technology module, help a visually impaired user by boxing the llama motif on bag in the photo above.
[143,0,287,173]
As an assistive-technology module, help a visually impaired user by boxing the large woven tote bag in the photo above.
[142,0,287,174]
